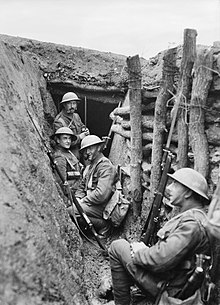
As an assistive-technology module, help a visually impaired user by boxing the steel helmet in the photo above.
[60,92,80,104]
[167,168,209,200]
[54,127,77,140]
[80,135,104,151]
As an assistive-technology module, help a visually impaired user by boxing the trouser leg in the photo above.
[67,203,108,231]
[108,239,134,305]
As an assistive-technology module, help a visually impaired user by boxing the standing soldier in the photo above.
[53,91,89,159]
[52,127,83,202]
[109,168,211,305]
[67,135,117,238]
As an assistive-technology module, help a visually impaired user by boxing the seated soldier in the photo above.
[53,92,89,160]
[52,127,83,200]
[109,168,211,305]
[67,135,117,237]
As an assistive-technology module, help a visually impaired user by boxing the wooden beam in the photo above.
[127,55,143,217]
[189,47,213,178]
[111,124,153,142]
[150,47,177,196]
[176,28,197,168]
[120,116,154,130]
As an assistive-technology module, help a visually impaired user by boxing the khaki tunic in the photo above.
[53,147,82,195]
[127,208,211,296]
[76,154,117,205]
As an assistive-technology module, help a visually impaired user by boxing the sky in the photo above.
[0,0,220,59]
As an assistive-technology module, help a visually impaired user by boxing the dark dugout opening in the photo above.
[77,99,115,139]
[47,82,124,156]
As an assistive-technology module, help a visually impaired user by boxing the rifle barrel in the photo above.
[141,150,172,246]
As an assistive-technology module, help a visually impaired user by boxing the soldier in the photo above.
[52,127,83,200]
[53,91,89,159]
[67,135,117,237]
[108,168,211,305]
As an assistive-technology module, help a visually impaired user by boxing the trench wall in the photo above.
[0,41,88,305]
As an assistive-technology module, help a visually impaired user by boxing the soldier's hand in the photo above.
[79,132,87,140]
[84,128,90,136]
[79,129,90,140]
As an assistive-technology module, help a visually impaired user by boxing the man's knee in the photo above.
[109,239,130,259]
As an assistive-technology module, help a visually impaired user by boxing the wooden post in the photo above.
[177,29,197,168]
[150,47,177,197]
[127,55,142,217]
[189,47,213,178]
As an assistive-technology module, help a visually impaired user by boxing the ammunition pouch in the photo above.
[67,171,81,180]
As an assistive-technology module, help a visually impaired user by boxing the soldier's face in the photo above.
[84,144,100,162]
[57,134,72,149]
[63,100,77,114]
[166,180,189,207]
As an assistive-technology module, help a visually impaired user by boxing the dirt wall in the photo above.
[0,41,88,305]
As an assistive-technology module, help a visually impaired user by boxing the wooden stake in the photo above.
[150,47,177,197]
[127,55,142,217]
[189,47,213,178]
[177,28,197,168]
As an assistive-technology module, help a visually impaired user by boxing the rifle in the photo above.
[141,149,173,245]
[102,100,122,150]
[26,107,106,251]
[141,93,180,246]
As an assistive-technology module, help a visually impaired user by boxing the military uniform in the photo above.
[109,208,210,305]
[53,147,82,196]
[53,110,86,158]
[69,153,117,230]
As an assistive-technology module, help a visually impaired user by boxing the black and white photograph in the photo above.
[0,1,220,305]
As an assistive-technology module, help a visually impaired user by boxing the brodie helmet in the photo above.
[80,135,104,151]
[167,168,209,200]
[54,127,77,141]
[60,92,80,104]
